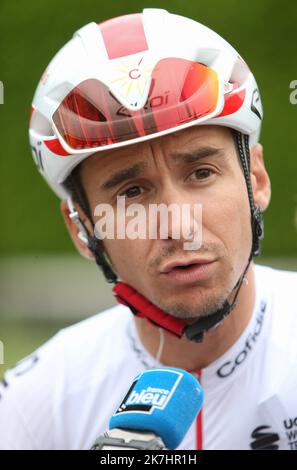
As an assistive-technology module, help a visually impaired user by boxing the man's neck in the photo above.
[134,262,256,372]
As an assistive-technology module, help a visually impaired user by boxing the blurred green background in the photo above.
[0,0,296,375]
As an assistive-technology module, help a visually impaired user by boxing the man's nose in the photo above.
[155,184,202,248]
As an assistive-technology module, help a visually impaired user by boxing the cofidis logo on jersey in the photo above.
[115,369,183,414]
[217,300,267,378]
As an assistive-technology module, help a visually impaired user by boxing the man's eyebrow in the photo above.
[171,146,226,164]
[100,161,148,191]
[100,147,225,191]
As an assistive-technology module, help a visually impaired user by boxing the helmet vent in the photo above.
[30,109,54,137]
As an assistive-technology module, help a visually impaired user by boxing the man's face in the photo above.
[79,125,255,320]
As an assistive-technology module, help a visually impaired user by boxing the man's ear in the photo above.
[60,199,95,260]
[250,143,271,212]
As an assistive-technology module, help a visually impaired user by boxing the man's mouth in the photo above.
[161,258,215,273]
[160,258,216,284]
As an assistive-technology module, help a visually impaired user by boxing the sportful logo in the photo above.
[253,417,297,450]
[216,300,267,378]
[250,425,280,450]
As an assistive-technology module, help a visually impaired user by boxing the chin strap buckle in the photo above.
[184,299,237,343]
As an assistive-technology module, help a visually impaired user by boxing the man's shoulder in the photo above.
[255,263,297,379]
[43,303,133,374]
[244,264,297,416]
[27,303,132,366]
[0,304,135,449]
[255,262,297,326]
[254,263,297,311]
[254,262,297,285]
[1,304,133,405]
[58,303,132,347]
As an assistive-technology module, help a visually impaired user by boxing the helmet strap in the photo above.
[233,131,264,256]
[66,197,118,283]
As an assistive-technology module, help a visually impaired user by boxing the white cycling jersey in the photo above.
[0,263,297,450]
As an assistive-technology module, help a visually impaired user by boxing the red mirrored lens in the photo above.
[53,58,219,151]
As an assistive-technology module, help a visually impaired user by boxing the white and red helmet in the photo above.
[29,8,263,200]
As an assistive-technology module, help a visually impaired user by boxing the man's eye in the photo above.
[190,168,214,180]
[120,186,142,198]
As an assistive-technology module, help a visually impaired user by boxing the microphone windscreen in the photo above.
[109,367,204,449]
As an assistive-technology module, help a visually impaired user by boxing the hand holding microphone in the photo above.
[91,367,204,450]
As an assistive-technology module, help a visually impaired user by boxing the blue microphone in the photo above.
[92,367,204,450]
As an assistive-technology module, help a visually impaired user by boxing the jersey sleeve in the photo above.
[0,331,65,450]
